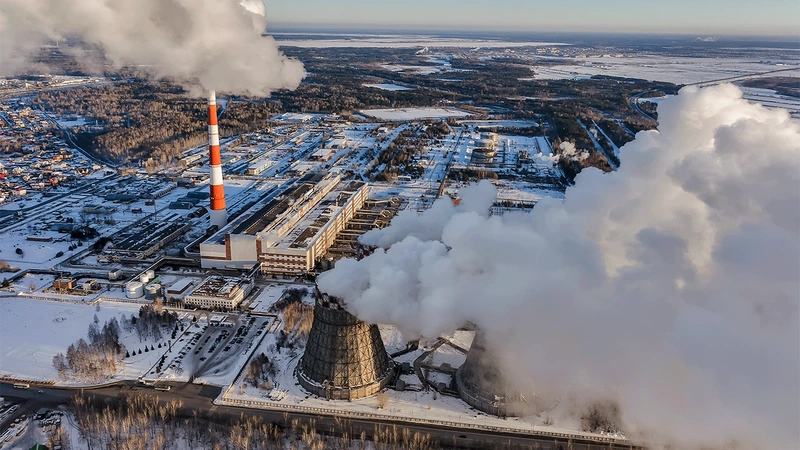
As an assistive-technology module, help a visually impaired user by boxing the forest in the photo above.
[29,46,677,179]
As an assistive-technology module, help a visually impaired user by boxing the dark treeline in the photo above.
[34,82,280,166]
[70,392,440,449]
[121,304,179,343]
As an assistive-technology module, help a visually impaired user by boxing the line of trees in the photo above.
[244,352,277,389]
[52,315,124,382]
[120,304,179,342]
[69,392,439,449]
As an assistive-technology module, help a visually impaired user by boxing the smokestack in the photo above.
[207,90,227,228]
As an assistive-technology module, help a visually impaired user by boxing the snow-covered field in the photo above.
[275,34,567,49]
[360,107,472,121]
[0,298,171,383]
[363,83,414,91]
[529,56,800,84]
[460,120,539,129]
[739,86,800,116]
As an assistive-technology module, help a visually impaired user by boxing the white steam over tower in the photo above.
[207,90,227,228]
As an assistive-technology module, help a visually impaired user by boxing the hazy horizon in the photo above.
[265,0,800,36]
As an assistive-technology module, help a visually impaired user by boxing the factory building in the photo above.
[245,156,276,175]
[183,276,251,310]
[296,291,394,400]
[200,172,368,274]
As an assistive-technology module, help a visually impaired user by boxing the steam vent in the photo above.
[296,292,394,400]
[456,331,529,417]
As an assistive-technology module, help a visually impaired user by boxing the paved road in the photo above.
[0,382,640,449]
[628,92,657,122]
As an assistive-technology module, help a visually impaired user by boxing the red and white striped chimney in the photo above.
[207,90,227,228]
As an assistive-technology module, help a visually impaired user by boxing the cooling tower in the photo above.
[456,331,530,417]
[297,292,394,400]
[207,90,227,228]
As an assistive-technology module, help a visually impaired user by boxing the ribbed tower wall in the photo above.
[456,332,529,417]
[297,295,394,400]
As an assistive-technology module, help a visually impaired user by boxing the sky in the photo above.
[265,0,800,35]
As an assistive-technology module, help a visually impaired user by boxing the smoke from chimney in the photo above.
[0,0,305,96]
[318,85,800,449]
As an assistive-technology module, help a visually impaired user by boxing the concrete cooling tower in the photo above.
[456,331,531,417]
[296,292,394,400]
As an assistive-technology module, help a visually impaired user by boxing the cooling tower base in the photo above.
[296,291,395,401]
[296,365,393,401]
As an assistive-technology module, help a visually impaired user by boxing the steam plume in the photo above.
[319,85,800,448]
[0,0,305,96]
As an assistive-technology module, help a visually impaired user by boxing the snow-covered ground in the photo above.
[528,56,800,84]
[220,331,613,441]
[490,180,566,204]
[739,86,800,116]
[275,34,567,49]
[460,120,539,129]
[360,107,472,121]
[363,83,414,91]
[426,343,467,369]
[0,297,175,384]
[246,284,289,313]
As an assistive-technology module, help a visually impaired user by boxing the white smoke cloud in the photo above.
[318,85,800,448]
[0,0,305,96]
[558,141,589,162]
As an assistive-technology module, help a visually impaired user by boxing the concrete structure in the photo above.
[183,276,251,310]
[207,90,227,228]
[200,172,368,274]
[297,292,394,400]
[456,332,531,417]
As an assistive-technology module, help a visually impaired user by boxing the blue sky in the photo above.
[265,0,800,35]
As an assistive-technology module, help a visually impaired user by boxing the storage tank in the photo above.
[140,273,151,284]
[126,282,144,299]
[145,284,162,300]
[145,269,155,280]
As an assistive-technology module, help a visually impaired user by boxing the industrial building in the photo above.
[245,156,276,175]
[103,213,190,260]
[183,276,251,310]
[200,172,368,274]
[296,291,394,400]
[456,332,531,417]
